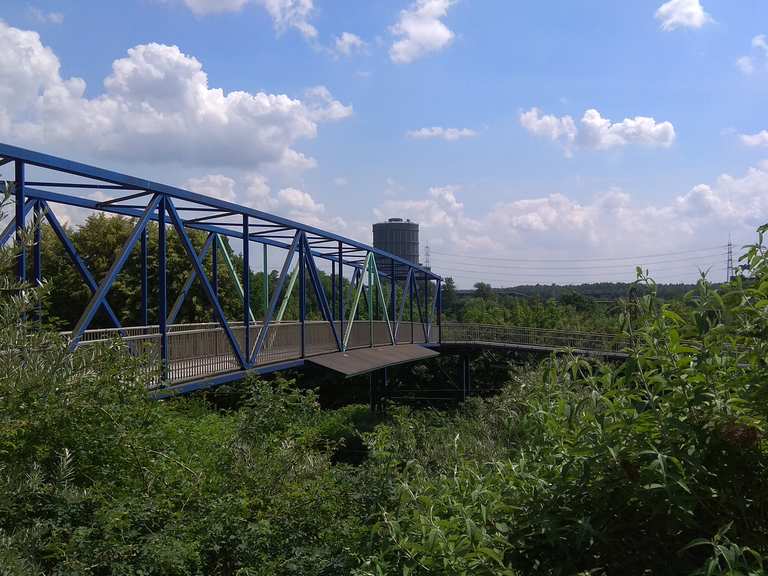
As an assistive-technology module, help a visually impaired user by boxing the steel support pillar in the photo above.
[141,228,148,327]
[390,259,396,326]
[243,215,251,361]
[460,354,471,398]
[158,198,168,380]
[263,243,268,318]
[211,233,218,323]
[424,273,429,332]
[32,200,42,322]
[410,273,414,344]
[299,235,305,357]
[15,161,25,282]
[32,201,41,286]
[338,241,344,343]
[331,260,336,319]
[368,258,373,347]
[437,279,442,344]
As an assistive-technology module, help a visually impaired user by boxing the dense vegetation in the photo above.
[442,278,625,332]
[3,194,768,574]
[453,281,699,301]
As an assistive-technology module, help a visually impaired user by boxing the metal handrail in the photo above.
[59,321,625,386]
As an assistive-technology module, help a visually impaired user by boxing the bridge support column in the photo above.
[369,368,389,413]
[141,228,148,327]
[158,197,168,381]
[459,354,471,399]
[15,160,25,283]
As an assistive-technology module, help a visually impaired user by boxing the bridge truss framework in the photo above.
[0,143,443,392]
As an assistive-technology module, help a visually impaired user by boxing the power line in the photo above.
[430,245,727,263]
[431,252,728,271]
[444,266,721,283]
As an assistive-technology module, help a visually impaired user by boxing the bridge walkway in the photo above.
[68,321,628,394]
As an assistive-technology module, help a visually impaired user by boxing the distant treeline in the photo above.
[455,281,700,301]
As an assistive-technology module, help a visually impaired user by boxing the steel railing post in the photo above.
[158,196,168,381]
[243,215,251,363]
[15,160,25,282]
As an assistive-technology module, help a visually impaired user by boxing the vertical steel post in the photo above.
[211,233,218,323]
[15,161,25,282]
[369,373,375,413]
[424,273,429,333]
[437,279,442,344]
[338,241,344,345]
[368,256,373,347]
[299,234,306,357]
[158,197,168,381]
[390,259,396,329]
[466,355,472,397]
[409,270,414,343]
[140,228,148,327]
[33,200,42,323]
[33,201,41,286]
[331,260,336,320]
[243,215,250,363]
[263,243,268,318]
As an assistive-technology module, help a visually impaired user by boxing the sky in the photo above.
[0,0,767,287]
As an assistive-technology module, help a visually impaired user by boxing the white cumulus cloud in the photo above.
[185,174,238,202]
[0,21,351,170]
[520,107,675,156]
[406,126,477,141]
[390,0,457,64]
[372,162,768,285]
[737,34,768,76]
[519,108,578,154]
[655,0,712,31]
[740,130,768,147]
[334,32,366,56]
[180,0,316,38]
[28,6,64,24]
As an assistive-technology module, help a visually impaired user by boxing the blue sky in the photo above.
[1,0,767,286]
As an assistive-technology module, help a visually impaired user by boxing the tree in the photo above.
[474,281,494,301]
[441,277,457,316]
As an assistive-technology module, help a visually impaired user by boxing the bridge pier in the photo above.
[368,367,389,413]
[459,354,471,400]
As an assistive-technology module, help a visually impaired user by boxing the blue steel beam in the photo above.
[338,241,344,340]
[68,194,161,348]
[33,201,41,284]
[243,214,251,359]
[302,234,341,350]
[251,231,301,364]
[211,233,218,323]
[165,197,247,369]
[0,143,439,280]
[167,232,215,325]
[24,187,371,276]
[394,268,413,340]
[15,161,25,282]
[412,272,428,340]
[158,197,168,378]
[140,228,148,327]
[299,233,306,357]
[42,202,126,333]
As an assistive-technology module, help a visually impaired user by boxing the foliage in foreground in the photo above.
[4,214,768,574]
[358,255,768,574]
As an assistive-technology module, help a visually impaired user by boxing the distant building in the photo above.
[373,218,419,276]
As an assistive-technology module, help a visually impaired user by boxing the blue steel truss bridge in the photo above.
[0,144,628,396]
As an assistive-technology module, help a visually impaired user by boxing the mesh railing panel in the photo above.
[62,321,624,387]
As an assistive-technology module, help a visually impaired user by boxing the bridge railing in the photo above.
[62,319,437,386]
[63,321,625,388]
[440,323,628,355]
